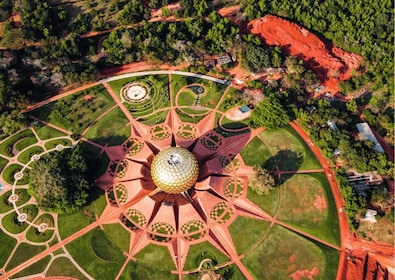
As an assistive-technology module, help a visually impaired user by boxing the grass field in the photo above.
[134,243,176,272]
[103,223,131,253]
[84,107,130,146]
[30,85,115,135]
[240,136,272,167]
[0,156,8,171]
[247,186,281,216]
[11,256,51,278]
[6,243,46,270]
[119,259,178,280]
[278,173,340,246]
[91,228,124,261]
[242,225,330,279]
[66,229,127,279]
[46,257,89,280]
[0,129,37,157]
[44,138,72,150]
[0,229,17,267]
[34,124,67,140]
[17,146,45,164]
[0,188,31,214]
[183,241,230,270]
[58,211,92,239]
[228,216,271,255]
[259,126,321,170]
[2,163,29,185]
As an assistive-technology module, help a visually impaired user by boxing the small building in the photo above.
[356,122,385,153]
[216,54,232,65]
[361,209,378,223]
[239,105,250,113]
[347,171,383,196]
[327,120,338,130]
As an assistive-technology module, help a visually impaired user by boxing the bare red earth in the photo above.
[247,15,362,94]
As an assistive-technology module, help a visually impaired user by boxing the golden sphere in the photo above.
[151,147,199,194]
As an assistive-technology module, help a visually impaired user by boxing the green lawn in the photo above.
[46,257,89,280]
[178,91,197,106]
[171,74,189,100]
[228,216,270,255]
[259,126,321,170]
[183,241,230,270]
[242,225,333,280]
[34,124,68,140]
[134,243,176,272]
[240,136,272,166]
[44,138,72,150]
[14,135,38,152]
[2,163,29,185]
[0,190,15,213]
[217,87,245,112]
[26,214,55,243]
[58,188,106,239]
[6,242,46,270]
[83,107,130,146]
[278,173,340,246]
[0,189,31,213]
[0,156,8,171]
[246,186,280,216]
[103,223,131,253]
[0,129,37,157]
[29,84,115,135]
[12,256,51,278]
[91,228,124,261]
[17,146,44,164]
[119,259,178,280]
[58,211,93,239]
[0,229,17,267]
[66,229,127,279]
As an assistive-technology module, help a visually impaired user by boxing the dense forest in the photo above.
[0,0,393,231]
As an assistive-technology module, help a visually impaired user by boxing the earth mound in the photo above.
[248,15,362,93]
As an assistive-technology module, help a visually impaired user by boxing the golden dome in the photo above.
[151,147,199,194]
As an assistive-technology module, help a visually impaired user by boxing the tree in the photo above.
[244,44,271,71]
[28,145,93,213]
[250,96,291,128]
[248,165,275,195]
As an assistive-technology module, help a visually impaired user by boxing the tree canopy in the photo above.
[250,95,291,129]
[28,145,93,213]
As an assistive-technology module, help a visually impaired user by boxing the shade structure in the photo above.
[150,147,199,194]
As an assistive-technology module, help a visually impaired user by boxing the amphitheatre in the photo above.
[0,11,392,280]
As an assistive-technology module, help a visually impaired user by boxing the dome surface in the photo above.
[151,147,199,194]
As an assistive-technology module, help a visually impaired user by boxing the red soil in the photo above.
[289,267,319,280]
[247,15,362,94]
[313,194,327,212]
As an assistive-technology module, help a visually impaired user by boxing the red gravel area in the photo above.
[247,15,362,94]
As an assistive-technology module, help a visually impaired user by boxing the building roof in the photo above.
[217,54,232,65]
[151,147,199,194]
[356,122,385,153]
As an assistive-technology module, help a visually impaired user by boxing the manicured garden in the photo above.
[29,85,115,135]
[84,107,130,146]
